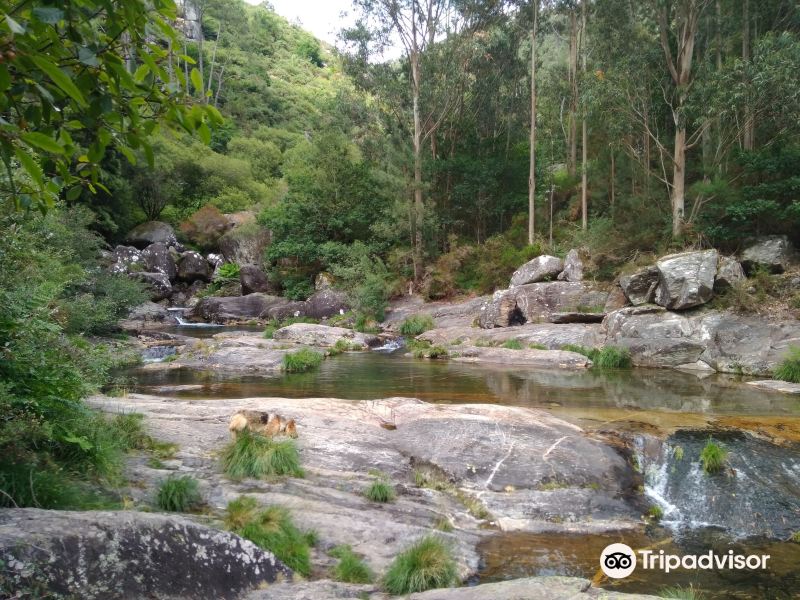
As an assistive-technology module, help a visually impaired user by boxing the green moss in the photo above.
[221,431,303,479]
[283,348,324,372]
[699,439,728,474]
[773,346,800,383]
[330,545,374,583]
[399,314,436,336]
[156,475,202,512]
[383,535,459,594]
[224,497,312,576]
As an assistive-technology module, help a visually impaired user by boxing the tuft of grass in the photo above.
[399,314,435,336]
[365,479,396,503]
[224,496,312,576]
[383,535,459,594]
[790,531,800,543]
[699,439,728,474]
[529,342,548,350]
[330,545,374,583]
[328,338,363,356]
[560,343,594,357]
[156,475,202,512]
[355,314,381,334]
[433,516,454,532]
[592,346,632,369]
[773,346,800,383]
[660,584,705,599]
[283,348,324,373]
[501,339,523,350]
[221,430,304,479]
[647,505,664,522]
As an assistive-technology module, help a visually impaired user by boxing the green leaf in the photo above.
[14,147,43,186]
[134,63,150,83]
[32,7,64,24]
[78,47,99,67]
[31,56,88,107]
[0,64,9,92]
[5,15,25,34]
[66,185,82,201]
[117,145,137,165]
[197,121,211,145]
[62,434,93,451]
[190,68,203,93]
[21,132,64,155]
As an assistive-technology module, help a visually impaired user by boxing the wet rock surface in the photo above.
[0,509,291,600]
[451,346,592,369]
[188,293,290,323]
[273,323,379,348]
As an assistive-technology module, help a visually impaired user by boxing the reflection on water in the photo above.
[131,351,800,418]
[478,529,800,599]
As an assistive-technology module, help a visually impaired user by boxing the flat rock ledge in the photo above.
[245,576,660,599]
[0,508,291,600]
[746,380,800,395]
[451,346,592,369]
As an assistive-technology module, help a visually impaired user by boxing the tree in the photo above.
[0,0,221,213]
[528,0,539,243]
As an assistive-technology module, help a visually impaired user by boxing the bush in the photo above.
[591,346,632,369]
[156,475,202,512]
[330,545,373,583]
[365,479,395,503]
[501,339,523,350]
[221,431,304,479]
[224,497,312,576]
[699,439,728,474]
[399,315,435,336]
[383,535,459,594]
[283,348,324,373]
[773,346,800,383]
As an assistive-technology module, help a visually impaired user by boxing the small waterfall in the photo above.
[635,430,800,539]
[372,337,405,353]
[142,345,177,363]
[168,307,222,328]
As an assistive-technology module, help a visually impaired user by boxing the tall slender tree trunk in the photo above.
[741,0,753,150]
[567,8,578,177]
[528,0,539,245]
[580,0,588,230]
[671,127,686,237]
[412,53,423,284]
[610,150,616,217]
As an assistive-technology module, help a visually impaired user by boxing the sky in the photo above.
[245,0,355,47]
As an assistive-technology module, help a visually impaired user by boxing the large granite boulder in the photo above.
[619,266,660,305]
[510,255,564,286]
[110,245,143,274]
[714,255,745,291]
[239,264,272,295]
[304,288,351,319]
[124,221,177,249]
[479,282,609,328]
[141,242,177,281]
[177,251,211,282]
[272,323,379,348]
[654,249,718,310]
[557,249,583,282]
[119,301,177,332]
[219,224,271,266]
[131,272,172,301]
[740,235,795,274]
[188,293,290,323]
[0,509,291,600]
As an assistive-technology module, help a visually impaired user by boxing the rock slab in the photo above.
[510,255,564,286]
[654,249,718,310]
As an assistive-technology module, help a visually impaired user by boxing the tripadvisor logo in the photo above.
[600,543,770,579]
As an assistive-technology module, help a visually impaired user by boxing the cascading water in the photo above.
[141,345,177,363]
[167,307,222,328]
[636,429,800,540]
[372,337,405,353]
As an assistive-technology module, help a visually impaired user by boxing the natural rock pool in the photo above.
[124,333,800,598]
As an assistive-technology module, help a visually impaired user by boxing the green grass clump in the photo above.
[409,339,449,359]
[699,439,728,474]
[560,343,594,357]
[156,475,202,512]
[328,338,363,356]
[790,531,800,543]
[647,505,664,522]
[383,535,459,594]
[773,346,800,383]
[221,430,303,479]
[330,545,374,583]
[365,479,396,503]
[283,348,324,372]
[433,516,454,532]
[659,585,705,599]
[224,496,312,576]
[591,346,632,369]
[529,343,548,350]
[501,339,523,350]
[399,314,435,336]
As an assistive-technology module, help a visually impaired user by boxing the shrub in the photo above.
[591,346,632,369]
[283,348,323,373]
[773,346,800,383]
[365,479,395,503]
[330,545,373,583]
[501,339,523,350]
[224,497,312,576]
[217,262,241,280]
[156,475,202,512]
[354,314,381,333]
[699,439,728,474]
[383,535,459,595]
[399,315,435,336]
[179,204,230,249]
[221,431,303,479]
[660,585,705,599]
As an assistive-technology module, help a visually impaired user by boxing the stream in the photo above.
[128,326,800,598]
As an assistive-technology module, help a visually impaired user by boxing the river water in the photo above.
[128,330,800,598]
